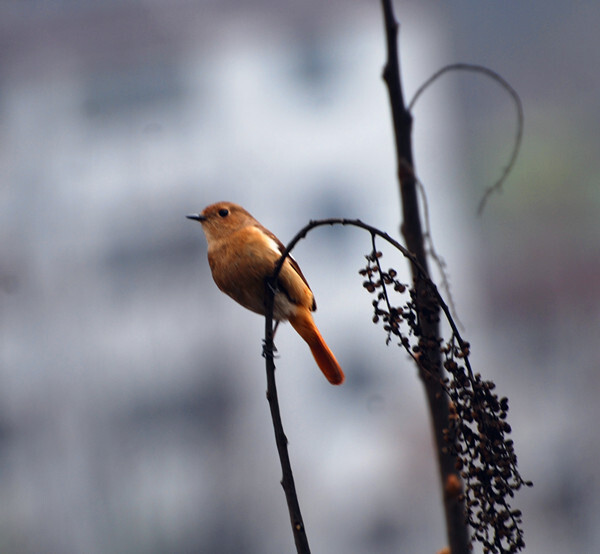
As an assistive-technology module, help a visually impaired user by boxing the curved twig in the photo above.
[263,218,425,554]
[268,218,471,376]
[408,63,524,215]
[265,217,528,553]
[264,219,473,553]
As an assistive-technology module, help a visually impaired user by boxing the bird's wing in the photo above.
[256,223,317,312]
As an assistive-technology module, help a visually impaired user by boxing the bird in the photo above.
[187,202,344,385]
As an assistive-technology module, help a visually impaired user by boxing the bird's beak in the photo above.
[186,214,206,222]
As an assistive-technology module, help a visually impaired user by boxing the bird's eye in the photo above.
[218,208,229,217]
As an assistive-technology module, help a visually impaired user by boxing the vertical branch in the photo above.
[263,280,311,554]
[380,2,470,553]
[381,1,425,263]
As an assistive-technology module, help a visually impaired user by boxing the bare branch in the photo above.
[263,286,311,554]
[379,2,471,552]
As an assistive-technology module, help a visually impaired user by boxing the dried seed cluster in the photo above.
[359,250,415,347]
[443,339,532,553]
[359,249,532,553]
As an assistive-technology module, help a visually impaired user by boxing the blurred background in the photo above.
[1,1,599,552]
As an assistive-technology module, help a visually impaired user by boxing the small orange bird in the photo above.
[187,202,344,385]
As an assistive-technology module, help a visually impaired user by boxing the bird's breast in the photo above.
[206,228,305,320]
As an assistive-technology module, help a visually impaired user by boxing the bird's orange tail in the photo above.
[288,308,344,385]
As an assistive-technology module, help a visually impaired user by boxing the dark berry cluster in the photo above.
[359,250,415,348]
[359,249,532,553]
[443,338,532,553]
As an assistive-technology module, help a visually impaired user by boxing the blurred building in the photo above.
[1,2,599,553]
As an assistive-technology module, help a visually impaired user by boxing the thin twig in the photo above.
[408,63,524,215]
[416,178,464,330]
[271,217,465,371]
[264,219,423,554]
[263,285,311,553]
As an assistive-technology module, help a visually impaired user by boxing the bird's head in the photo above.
[187,202,256,242]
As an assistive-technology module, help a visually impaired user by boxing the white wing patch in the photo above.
[265,235,299,267]
[265,235,282,257]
